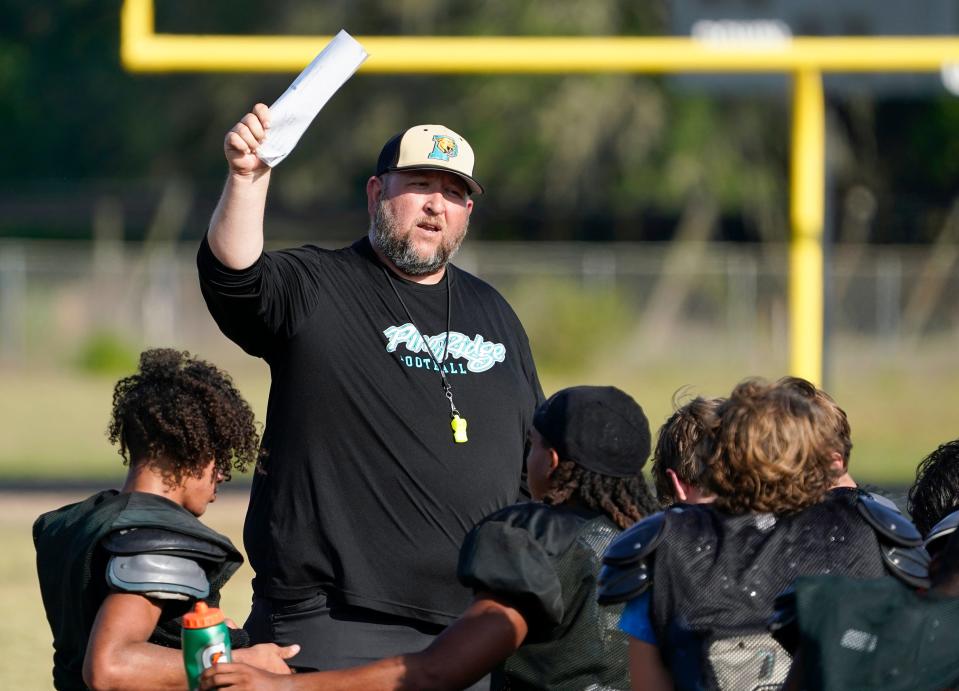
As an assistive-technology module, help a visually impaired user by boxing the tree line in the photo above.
[2,1,957,244]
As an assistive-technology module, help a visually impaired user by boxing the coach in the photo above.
[197,104,543,674]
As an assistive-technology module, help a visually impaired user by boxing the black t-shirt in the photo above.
[197,236,543,623]
[458,503,630,690]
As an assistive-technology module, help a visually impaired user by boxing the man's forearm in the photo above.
[207,169,272,270]
[294,655,417,691]
[298,596,525,690]
[281,650,467,691]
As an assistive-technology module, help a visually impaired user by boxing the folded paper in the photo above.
[257,30,368,167]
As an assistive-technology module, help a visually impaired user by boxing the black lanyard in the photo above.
[383,266,468,443]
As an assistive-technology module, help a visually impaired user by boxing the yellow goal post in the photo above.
[121,0,959,385]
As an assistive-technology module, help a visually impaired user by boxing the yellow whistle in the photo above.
[451,415,468,443]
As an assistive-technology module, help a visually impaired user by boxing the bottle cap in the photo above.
[182,601,226,629]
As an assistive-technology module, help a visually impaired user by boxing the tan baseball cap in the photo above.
[375,124,484,195]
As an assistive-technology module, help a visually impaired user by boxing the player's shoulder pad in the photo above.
[597,511,667,605]
[854,493,930,588]
[602,510,668,566]
[102,527,229,562]
[597,560,652,606]
[925,508,959,553]
[865,491,901,513]
[855,492,923,547]
[880,545,930,589]
[106,553,209,600]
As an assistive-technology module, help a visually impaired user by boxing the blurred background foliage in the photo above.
[3,0,958,245]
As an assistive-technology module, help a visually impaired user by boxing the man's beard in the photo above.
[370,199,468,276]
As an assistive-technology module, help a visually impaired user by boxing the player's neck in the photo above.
[121,460,186,507]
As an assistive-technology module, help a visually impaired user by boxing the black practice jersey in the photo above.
[459,503,630,690]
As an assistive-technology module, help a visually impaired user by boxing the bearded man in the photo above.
[197,104,543,680]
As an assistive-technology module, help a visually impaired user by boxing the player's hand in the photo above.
[232,642,299,675]
[224,104,271,176]
[199,662,294,690]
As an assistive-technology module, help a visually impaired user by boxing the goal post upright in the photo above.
[121,0,959,386]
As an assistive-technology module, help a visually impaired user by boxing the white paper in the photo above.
[257,30,368,167]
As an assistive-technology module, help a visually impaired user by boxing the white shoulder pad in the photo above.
[106,554,209,600]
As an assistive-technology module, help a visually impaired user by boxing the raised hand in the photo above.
[224,103,271,176]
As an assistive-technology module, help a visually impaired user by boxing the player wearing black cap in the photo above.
[200,385,658,690]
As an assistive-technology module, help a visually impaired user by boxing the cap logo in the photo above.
[427,135,458,162]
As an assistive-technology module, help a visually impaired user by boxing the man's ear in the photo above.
[366,175,384,217]
[666,469,689,503]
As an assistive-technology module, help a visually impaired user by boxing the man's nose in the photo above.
[424,191,446,215]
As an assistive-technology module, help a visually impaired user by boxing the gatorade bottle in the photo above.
[182,601,232,691]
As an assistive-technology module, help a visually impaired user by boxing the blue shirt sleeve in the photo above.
[618,590,657,645]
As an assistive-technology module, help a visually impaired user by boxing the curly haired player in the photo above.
[201,385,658,690]
[33,348,297,690]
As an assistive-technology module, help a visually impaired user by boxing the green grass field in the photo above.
[0,359,269,482]
[3,335,955,485]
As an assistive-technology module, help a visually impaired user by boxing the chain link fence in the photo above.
[1,239,956,372]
